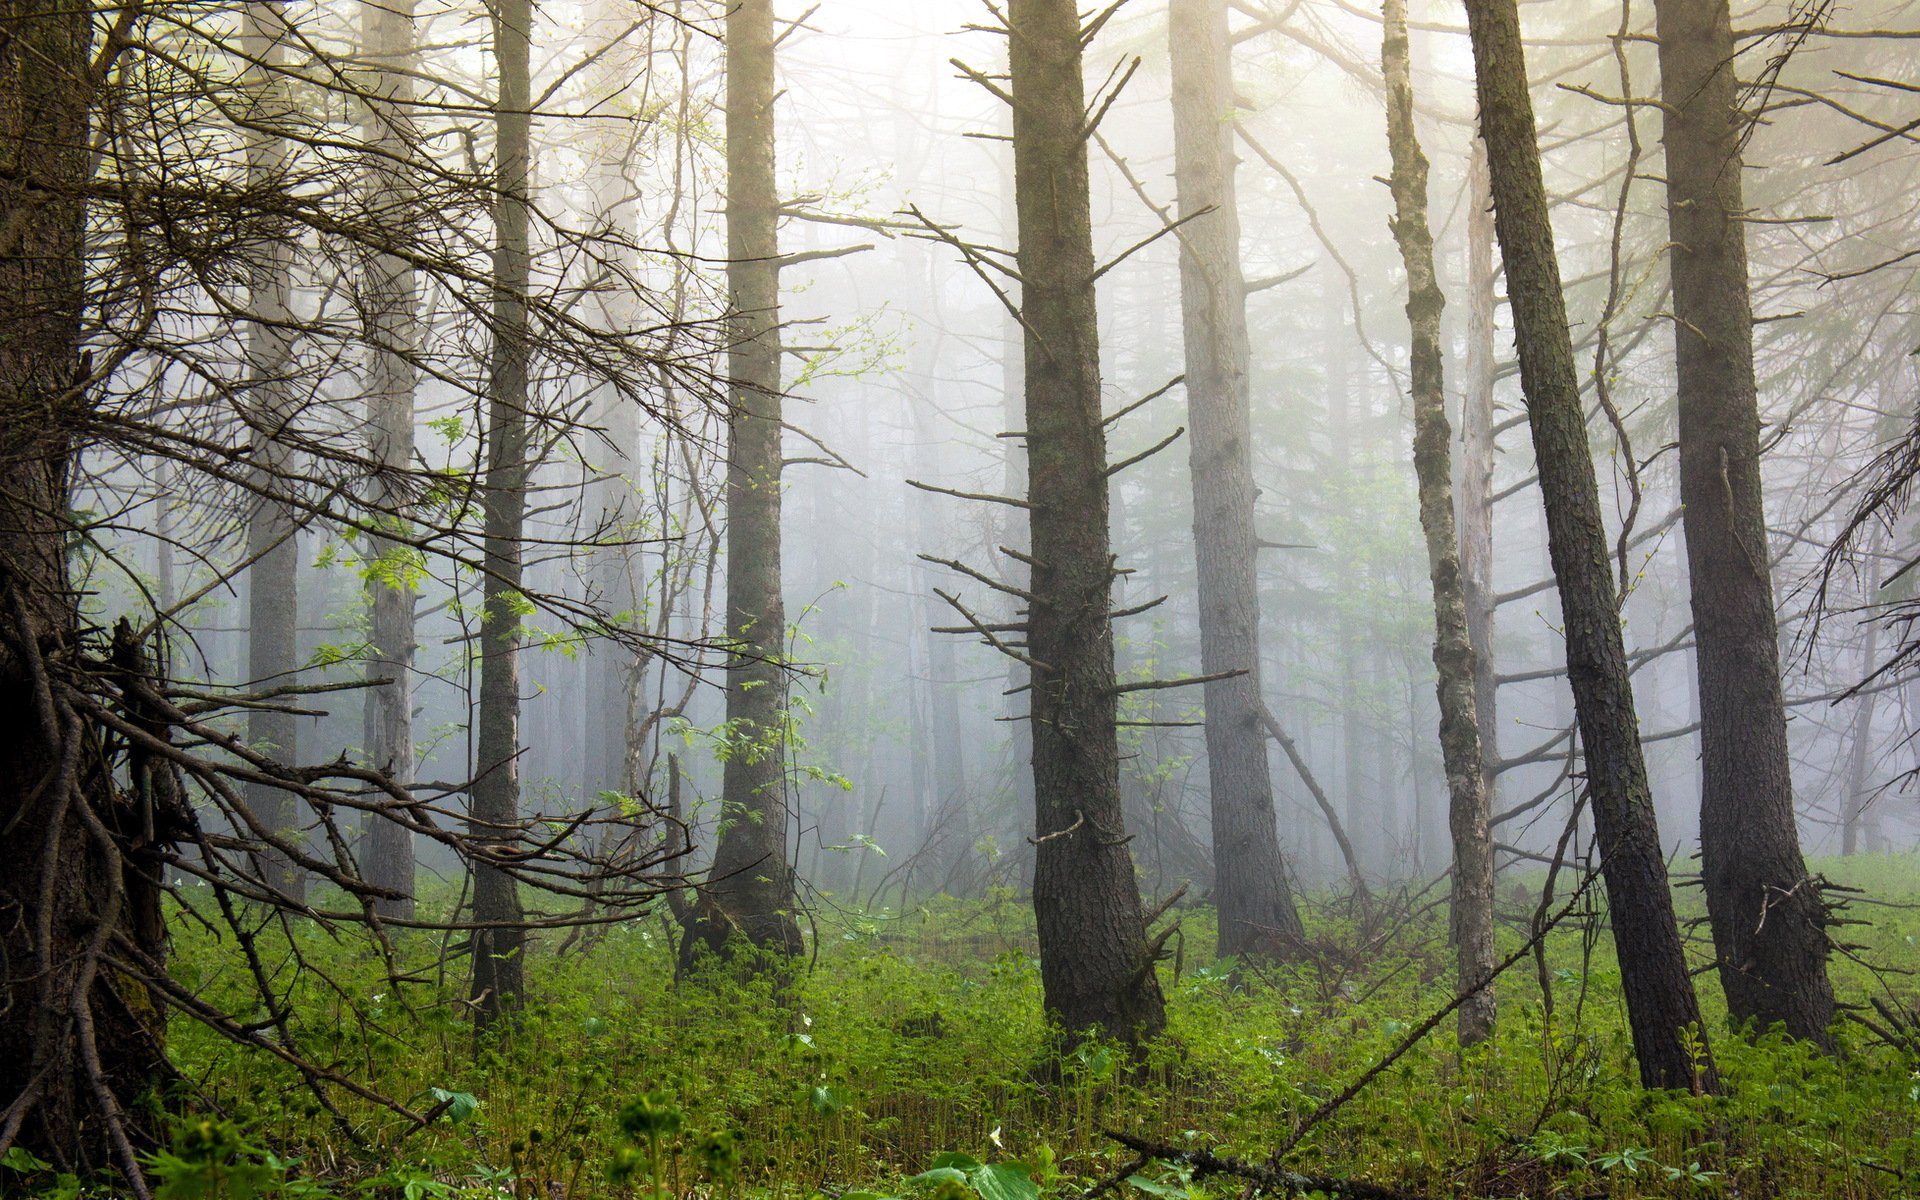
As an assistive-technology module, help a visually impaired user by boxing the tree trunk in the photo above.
[683,0,801,963]
[0,0,169,1175]
[1462,0,1718,1093]
[242,1,304,905]
[1011,0,1165,1045]
[470,0,533,1028]
[1653,0,1835,1047]
[359,0,419,921]
[1169,0,1304,962]
[1460,137,1500,847]
[1379,0,1494,1046]
[1842,556,1881,858]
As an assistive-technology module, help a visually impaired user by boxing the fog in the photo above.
[85,0,1920,906]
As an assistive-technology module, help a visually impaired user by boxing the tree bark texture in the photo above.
[1652,0,1835,1047]
[1379,0,1494,1046]
[1169,0,1304,962]
[1460,137,1500,831]
[684,0,801,963]
[359,0,420,920]
[1463,0,1718,1092]
[470,0,532,1027]
[242,2,304,905]
[0,0,169,1174]
[1011,0,1166,1045]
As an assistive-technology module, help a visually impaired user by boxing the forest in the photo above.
[1,0,1918,1195]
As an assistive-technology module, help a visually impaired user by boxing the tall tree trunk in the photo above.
[470,0,532,1028]
[1460,137,1500,840]
[1462,0,1718,1093]
[683,0,801,962]
[1653,0,1835,1047]
[1379,0,1494,1046]
[359,0,419,920]
[1011,0,1165,1045]
[1169,0,1304,961]
[0,0,169,1175]
[242,1,304,904]
[1842,550,1882,858]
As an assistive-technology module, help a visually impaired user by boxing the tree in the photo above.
[0,0,170,1177]
[682,0,802,962]
[358,0,422,920]
[1010,0,1165,1044]
[1462,0,1719,1092]
[469,0,534,1027]
[242,0,306,905]
[1652,0,1836,1047]
[1168,0,1305,962]
[1378,0,1493,1045]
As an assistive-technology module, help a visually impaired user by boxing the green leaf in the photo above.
[1,1147,53,1173]
[429,1087,479,1124]
[1125,1176,1187,1199]
[972,1162,1039,1200]
[808,1085,848,1116]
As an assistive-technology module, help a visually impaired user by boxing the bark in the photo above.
[242,2,304,905]
[1169,0,1304,961]
[1653,0,1835,1047]
[682,0,801,963]
[1012,0,1165,1045]
[470,0,533,1028]
[359,0,419,921]
[0,0,169,1174]
[1379,0,1493,1046]
[1460,138,1500,832]
[1841,554,1881,857]
[1462,0,1718,1093]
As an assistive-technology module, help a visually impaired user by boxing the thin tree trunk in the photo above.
[1653,0,1835,1047]
[1460,137,1500,839]
[243,1,304,905]
[470,0,533,1029]
[1380,0,1494,1046]
[359,0,419,920]
[1012,0,1165,1045]
[683,0,801,962]
[1169,0,1304,961]
[1842,550,1882,857]
[1462,0,1718,1093]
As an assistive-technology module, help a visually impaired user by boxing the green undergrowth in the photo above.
[18,855,1920,1199]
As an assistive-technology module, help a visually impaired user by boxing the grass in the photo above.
[14,853,1920,1199]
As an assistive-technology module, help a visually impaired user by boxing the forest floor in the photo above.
[29,853,1920,1199]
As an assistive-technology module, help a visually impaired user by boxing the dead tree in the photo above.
[1378,0,1494,1046]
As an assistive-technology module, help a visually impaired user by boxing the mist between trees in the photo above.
[2,0,1918,1194]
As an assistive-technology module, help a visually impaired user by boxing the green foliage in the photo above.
[144,1117,330,1200]
[149,855,1920,1200]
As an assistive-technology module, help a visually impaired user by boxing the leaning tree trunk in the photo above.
[682,0,801,963]
[1168,0,1304,962]
[1653,0,1835,1047]
[242,0,304,905]
[470,0,533,1028]
[1012,0,1165,1045]
[0,0,169,1176]
[1379,0,1494,1047]
[359,0,420,920]
[1462,0,1718,1093]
